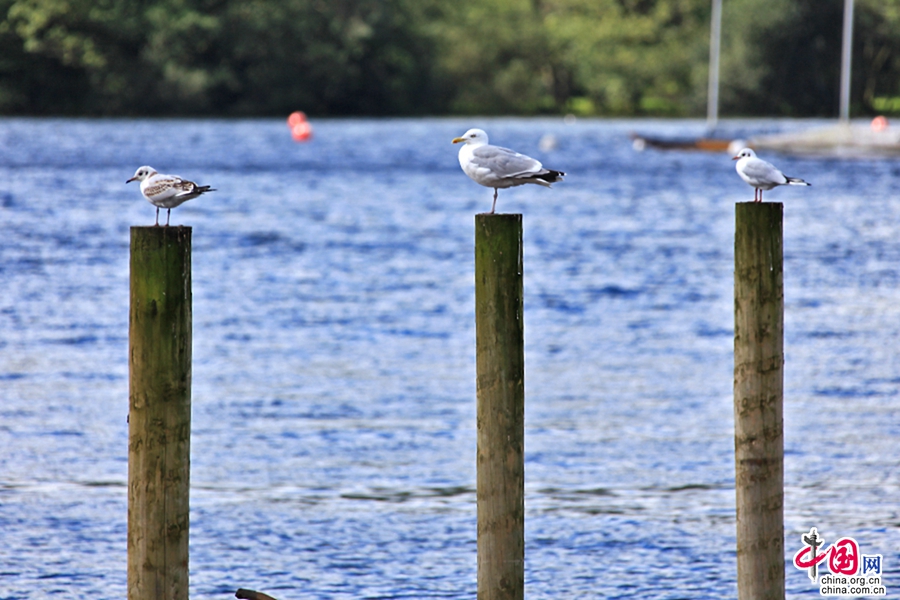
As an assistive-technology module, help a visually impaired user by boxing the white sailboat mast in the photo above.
[707,0,723,130]
[839,0,854,122]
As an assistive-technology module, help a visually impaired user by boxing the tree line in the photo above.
[1,0,899,117]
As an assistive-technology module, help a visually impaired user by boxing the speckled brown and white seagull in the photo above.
[126,166,215,226]
[452,128,565,214]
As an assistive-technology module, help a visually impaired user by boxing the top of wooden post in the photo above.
[476,212,522,218]
[131,225,192,232]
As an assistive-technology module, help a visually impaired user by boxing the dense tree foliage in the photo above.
[719,0,900,116]
[1,0,900,116]
[427,0,710,115]
[0,0,439,115]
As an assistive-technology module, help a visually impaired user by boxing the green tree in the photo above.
[719,0,900,116]
[0,0,90,113]
[4,0,900,116]
[428,0,710,116]
[547,0,710,115]
[423,0,561,114]
[215,0,440,115]
[2,0,439,115]
[855,0,900,114]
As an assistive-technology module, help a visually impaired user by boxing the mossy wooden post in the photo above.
[128,226,192,600]
[734,203,784,600]
[475,214,524,600]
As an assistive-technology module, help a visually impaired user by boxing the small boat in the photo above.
[629,133,732,153]
[749,122,900,157]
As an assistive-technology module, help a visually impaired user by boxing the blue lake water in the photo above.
[0,117,898,599]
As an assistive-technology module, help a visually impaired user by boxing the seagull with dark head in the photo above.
[452,128,565,214]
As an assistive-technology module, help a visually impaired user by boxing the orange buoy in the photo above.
[287,111,307,127]
[871,115,889,132]
[291,121,312,142]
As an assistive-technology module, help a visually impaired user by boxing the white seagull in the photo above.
[452,128,565,213]
[126,166,215,226]
[733,148,810,202]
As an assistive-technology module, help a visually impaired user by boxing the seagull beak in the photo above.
[126,176,137,183]
[451,137,465,144]
[731,156,740,160]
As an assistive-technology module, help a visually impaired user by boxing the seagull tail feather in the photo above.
[536,169,565,184]
[786,177,810,186]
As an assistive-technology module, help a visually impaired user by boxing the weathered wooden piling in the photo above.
[474,214,525,600]
[128,226,192,600]
[733,203,784,600]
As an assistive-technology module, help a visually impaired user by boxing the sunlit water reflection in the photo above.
[1,117,898,599]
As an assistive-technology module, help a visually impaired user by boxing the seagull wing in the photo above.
[169,176,205,198]
[471,145,544,181]
[742,158,788,186]
[143,174,190,201]
[142,173,213,207]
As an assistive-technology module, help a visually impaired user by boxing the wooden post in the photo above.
[128,226,192,600]
[474,214,525,600]
[733,203,784,600]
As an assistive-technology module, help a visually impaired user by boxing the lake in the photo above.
[0,117,898,599]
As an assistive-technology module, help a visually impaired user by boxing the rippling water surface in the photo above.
[1,117,898,599]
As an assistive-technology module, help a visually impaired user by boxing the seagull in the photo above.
[126,166,215,226]
[733,148,810,202]
[452,128,565,213]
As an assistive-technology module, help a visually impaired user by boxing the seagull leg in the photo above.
[166,208,171,226]
[155,207,161,227]
[490,189,498,214]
